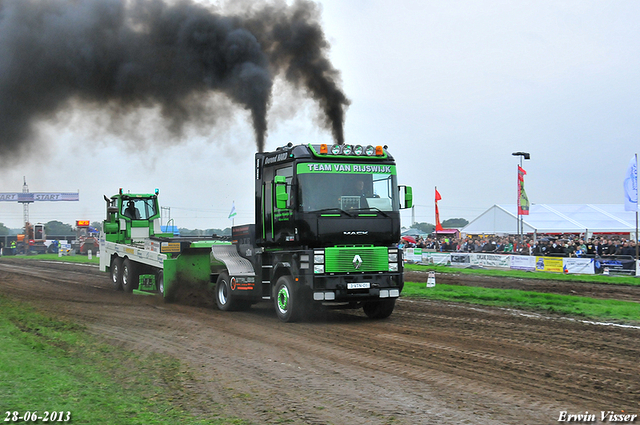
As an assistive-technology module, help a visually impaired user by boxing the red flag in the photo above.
[435,187,443,231]
[435,204,444,231]
[518,165,526,181]
[517,166,530,215]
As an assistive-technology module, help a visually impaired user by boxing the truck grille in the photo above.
[325,246,388,273]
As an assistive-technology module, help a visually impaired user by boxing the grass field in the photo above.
[2,253,100,264]
[0,295,244,425]
[403,281,640,324]
[404,263,640,323]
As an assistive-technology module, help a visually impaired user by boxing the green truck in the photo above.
[99,143,412,321]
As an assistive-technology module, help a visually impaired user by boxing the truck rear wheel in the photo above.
[274,275,302,322]
[110,257,123,291]
[121,258,138,293]
[363,298,396,319]
[215,272,238,311]
[156,270,164,296]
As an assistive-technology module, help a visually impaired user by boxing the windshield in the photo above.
[297,163,398,212]
[121,197,158,220]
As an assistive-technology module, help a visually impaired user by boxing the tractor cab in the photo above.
[103,188,169,244]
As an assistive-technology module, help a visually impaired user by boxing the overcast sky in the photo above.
[1,0,639,231]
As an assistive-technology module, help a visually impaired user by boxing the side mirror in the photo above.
[399,185,413,209]
[274,176,289,210]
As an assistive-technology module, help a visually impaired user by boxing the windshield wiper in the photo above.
[313,207,353,217]
[351,207,390,217]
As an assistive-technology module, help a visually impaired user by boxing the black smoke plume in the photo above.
[0,0,350,158]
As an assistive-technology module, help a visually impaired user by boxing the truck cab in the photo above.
[213,143,412,321]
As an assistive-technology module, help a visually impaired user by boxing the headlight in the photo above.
[365,145,376,156]
[314,254,324,264]
[389,263,398,272]
[388,253,398,262]
[354,145,363,155]
[314,265,325,274]
[342,144,352,155]
[331,144,341,155]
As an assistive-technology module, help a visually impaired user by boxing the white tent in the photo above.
[461,204,637,236]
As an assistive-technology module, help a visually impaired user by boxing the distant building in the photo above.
[462,204,638,239]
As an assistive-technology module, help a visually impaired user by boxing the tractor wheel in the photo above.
[121,258,138,293]
[274,275,302,322]
[362,298,396,319]
[110,257,123,291]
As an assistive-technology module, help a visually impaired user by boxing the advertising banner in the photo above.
[420,252,451,265]
[404,248,423,263]
[470,253,511,268]
[450,253,471,267]
[535,256,564,273]
[595,258,635,274]
[407,250,624,276]
[511,255,536,271]
[562,258,595,275]
[0,192,79,202]
[518,165,530,215]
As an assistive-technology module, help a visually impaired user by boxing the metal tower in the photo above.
[0,178,80,232]
[22,176,31,227]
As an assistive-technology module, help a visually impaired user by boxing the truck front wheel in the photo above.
[363,298,396,319]
[121,258,138,293]
[274,275,302,322]
[110,257,123,291]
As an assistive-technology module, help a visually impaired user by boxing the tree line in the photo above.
[0,220,231,238]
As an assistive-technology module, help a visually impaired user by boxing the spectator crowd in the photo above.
[398,234,638,258]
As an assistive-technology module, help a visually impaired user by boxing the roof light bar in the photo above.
[324,144,385,156]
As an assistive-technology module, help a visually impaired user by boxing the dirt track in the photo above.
[1,258,639,425]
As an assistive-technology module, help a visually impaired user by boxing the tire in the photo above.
[363,298,396,319]
[274,275,302,322]
[121,258,138,293]
[215,272,238,311]
[110,257,123,290]
[156,270,164,296]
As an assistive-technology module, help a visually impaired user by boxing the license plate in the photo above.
[347,282,370,290]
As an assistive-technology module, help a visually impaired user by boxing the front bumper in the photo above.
[309,273,403,302]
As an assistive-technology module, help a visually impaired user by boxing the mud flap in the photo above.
[163,248,214,302]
